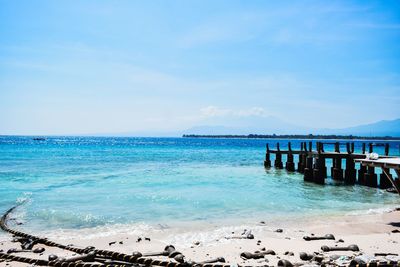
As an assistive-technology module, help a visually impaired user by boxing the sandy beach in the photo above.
[1,208,399,266]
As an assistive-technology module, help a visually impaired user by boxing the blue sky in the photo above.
[0,0,399,135]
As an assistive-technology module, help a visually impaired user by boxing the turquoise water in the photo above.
[0,136,399,233]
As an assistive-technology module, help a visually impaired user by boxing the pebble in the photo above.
[48,254,58,261]
[330,254,341,260]
[299,252,313,260]
[277,259,293,267]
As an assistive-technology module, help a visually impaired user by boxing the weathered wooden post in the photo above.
[304,156,314,182]
[380,168,393,189]
[332,142,344,180]
[364,143,378,187]
[344,143,356,184]
[385,143,389,156]
[274,143,283,169]
[313,142,325,184]
[313,142,319,169]
[301,142,308,174]
[358,143,367,185]
[331,143,337,178]
[286,142,295,172]
[303,142,313,182]
[320,143,327,178]
[379,143,392,189]
[297,142,305,173]
[264,143,271,168]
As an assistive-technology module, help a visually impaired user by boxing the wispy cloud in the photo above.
[200,106,268,118]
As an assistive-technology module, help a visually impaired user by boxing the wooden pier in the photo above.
[264,141,400,194]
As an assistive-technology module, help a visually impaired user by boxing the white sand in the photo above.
[1,210,400,266]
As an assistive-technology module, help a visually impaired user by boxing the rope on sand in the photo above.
[0,204,232,267]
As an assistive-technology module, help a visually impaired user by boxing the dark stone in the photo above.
[299,252,313,261]
[48,254,58,261]
[278,259,293,267]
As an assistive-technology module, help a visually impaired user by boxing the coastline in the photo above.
[182,135,400,141]
[1,208,400,266]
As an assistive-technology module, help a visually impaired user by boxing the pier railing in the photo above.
[264,141,398,189]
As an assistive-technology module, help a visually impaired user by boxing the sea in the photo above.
[1,136,399,238]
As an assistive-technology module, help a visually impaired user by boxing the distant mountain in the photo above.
[182,116,307,135]
[87,118,400,137]
[183,118,400,137]
[322,119,400,137]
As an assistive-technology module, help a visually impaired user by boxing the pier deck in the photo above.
[264,141,400,194]
[355,158,400,194]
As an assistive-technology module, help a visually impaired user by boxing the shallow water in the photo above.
[0,136,399,235]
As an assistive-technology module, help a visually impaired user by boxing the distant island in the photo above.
[182,134,400,140]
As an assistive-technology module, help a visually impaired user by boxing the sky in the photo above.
[0,0,399,135]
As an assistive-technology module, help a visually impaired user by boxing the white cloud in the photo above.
[200,106,231,117]
[200,106,268,118]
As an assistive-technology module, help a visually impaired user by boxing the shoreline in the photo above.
[2,202,399,240]
[1,208,400,266]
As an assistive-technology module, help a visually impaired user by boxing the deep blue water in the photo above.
[0,136,399,233]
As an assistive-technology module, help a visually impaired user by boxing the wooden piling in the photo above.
[379,143,391,188]
[380,167,393,189]
[264,144,271,168]
[344,143,356,184]
[303,150,314,182]
[364,143,378,187]
[332,142,344,180]
[274,143,283,169]
[297,142,305,173]
[303,142,314,181]
[358,143,367,185]
[319,143,327,178]
[313,143,325,184]
[285,142,295,172]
